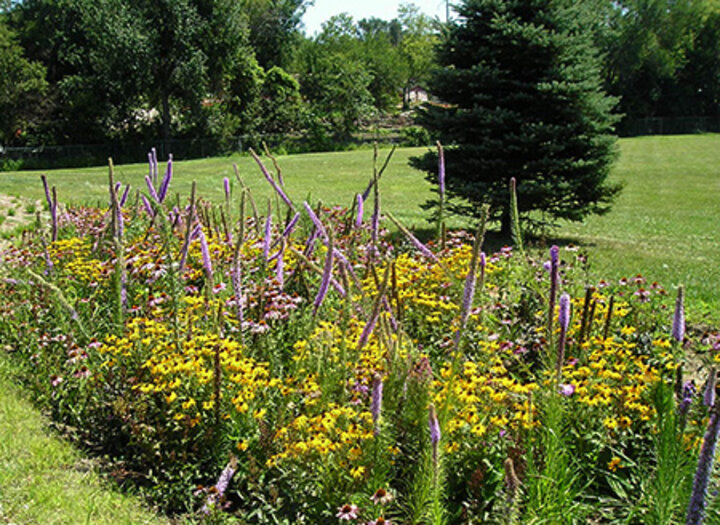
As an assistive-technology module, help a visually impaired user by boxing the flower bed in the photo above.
[0,152,717,523]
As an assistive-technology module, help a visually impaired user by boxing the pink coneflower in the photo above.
[370,487,393,505]
[50,374,63,387]
[336,504,359,521]
[367,517,392,525]
[558,383,575,396]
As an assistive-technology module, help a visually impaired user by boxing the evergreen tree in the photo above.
[413,0,621,231]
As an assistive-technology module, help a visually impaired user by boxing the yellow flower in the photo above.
[350,466,366,479]
[608,456,622,472]
[237,440,249,452]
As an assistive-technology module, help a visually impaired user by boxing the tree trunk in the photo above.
[500,207,512,238]
[161,93,171,155]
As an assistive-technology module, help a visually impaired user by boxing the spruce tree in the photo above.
[413,0,621,232]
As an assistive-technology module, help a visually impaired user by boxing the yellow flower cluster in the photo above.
[267,405,373,467]
[50,238,106,282]
[99,316,278,424]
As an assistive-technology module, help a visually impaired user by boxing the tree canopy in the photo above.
[413,0,621,229]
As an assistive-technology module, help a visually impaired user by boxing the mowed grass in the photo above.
[1,135,719,322]
[0,357,173,525]
[558,135,720,325]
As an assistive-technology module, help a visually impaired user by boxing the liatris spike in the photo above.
[703,369,716,408]
[687,374,720,525]
[140,194,155,218]
[120,184,130,207]
[263,204,272,262]
[679,381,696,419]
[281,212,300,240]
[454,218,488,345]
[303,201,328,241]
[673,285,685,343]
[509,177,524,255]
[547,245,560,335]
[157,154,173,203]
[313,235,334,315]
[198,229,213,282]
[151,147,158,183]
[201,456,238,515]
[437,141,445,199]
[371,374,383,436]
[371,187,380,245]
[41,174,52,210]
[50,186,58,242]
[223,177,231,203]
[145,175,159,202]
[556,292,571,380]
[429,403,441,467]
[249,148,295,211]
[386,213,439,262]
[355,193,364,228]
[357,265,391,350]
[276,240,286,288]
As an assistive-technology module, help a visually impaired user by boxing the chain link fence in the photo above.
[0,130,410,171]
[618,116,720,137]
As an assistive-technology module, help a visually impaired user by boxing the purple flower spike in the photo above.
[198,229,213,281]
[140,194,155,218]
[250,149,295,211]
[371,374,383,436]
[355,193,364,228]
[145,176,159,203]
[276,246,285,288]
[559,293,571,332]
[303,202,328,241]
[429,404,441,445]
[680,381,696,416]
[224,177,231,201]
[687,372,720,525]
[672,286,685,343]
[119,184,130,207]
[704,369,716,408]
[357,309,379,350]
[201,457,238,515]
[550,245,559,265]
[313,243,334,315]
[555,293,571,380]
[263,209,272,262]
[437,141,445,199]
[281,212,300,239]
[157,154,173,203]
[429,403,441,467]
[151,148,158,184]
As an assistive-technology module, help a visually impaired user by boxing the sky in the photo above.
[302,0,451,36]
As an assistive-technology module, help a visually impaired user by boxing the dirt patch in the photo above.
[0,194,45,251]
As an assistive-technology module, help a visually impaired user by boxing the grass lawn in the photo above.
[0,357,173,525]
[1,134,719,323]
